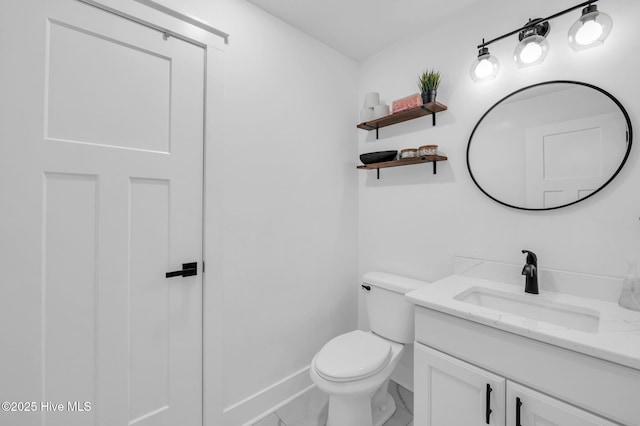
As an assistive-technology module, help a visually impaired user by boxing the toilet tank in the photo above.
[363,271,429,344]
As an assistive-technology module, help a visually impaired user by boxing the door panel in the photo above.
[129,178,171,424]
[46,20,171,151]
[44,173,99,426]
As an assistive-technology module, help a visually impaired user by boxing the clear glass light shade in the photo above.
[513,34,549,68]
[568,8,613,51]
[470,52,500,82]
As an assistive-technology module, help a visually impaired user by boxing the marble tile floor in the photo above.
[252,380,413,426]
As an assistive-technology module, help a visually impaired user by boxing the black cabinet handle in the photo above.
[166,262,198,278]
[516,397,522,426]
[485,384,492,424]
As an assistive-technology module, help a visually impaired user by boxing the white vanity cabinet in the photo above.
[415,343,617,426]
[413,306,639,426]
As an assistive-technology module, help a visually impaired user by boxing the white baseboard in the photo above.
[222,366,313,426]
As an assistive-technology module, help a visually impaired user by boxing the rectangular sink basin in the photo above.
[454,287,600,333]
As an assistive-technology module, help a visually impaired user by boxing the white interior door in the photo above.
[1,0,204,425]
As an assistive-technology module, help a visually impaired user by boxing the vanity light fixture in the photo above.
[471,0,612,82]
[470,41,500,82]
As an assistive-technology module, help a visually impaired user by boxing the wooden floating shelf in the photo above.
[357,102,448,139]
[357,155,448,179]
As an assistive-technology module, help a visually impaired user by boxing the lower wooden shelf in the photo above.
[357,155,447,179]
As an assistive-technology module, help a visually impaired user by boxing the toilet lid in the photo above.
[314,330,392,382]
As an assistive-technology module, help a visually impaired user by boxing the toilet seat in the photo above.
[314,330,392,382]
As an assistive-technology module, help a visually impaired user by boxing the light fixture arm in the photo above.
[477,0,598,49]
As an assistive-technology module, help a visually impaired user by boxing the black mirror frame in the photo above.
[466,80,633,211]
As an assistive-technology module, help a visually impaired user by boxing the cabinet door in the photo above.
[506,382,618,426]
[415,344,506,426]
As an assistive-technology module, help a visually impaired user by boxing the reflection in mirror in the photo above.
[467,81,632,210]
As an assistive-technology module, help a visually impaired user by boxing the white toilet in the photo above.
[310,271,428,426]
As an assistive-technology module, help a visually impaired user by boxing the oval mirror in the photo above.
[467,81,632,210]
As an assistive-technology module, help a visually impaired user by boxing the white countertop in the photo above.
[406,274,640,371]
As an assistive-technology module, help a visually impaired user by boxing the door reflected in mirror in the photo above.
[467,81,632,210]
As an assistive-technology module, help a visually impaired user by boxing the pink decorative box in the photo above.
[392,93,422,114]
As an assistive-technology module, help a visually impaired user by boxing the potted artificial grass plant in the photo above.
[418,69,441,104]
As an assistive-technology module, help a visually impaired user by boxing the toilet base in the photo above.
[326,380,396,426]
[372,386,396,426]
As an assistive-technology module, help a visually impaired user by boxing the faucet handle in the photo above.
[522,249,537,266]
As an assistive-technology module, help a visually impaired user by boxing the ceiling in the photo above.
[246,0,485,61]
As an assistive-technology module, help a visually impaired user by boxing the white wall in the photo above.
[159,0,359,423]
[358,0,640,321]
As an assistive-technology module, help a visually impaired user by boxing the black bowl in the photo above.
[360,150,397,164]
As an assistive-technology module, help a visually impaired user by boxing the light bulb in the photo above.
[520,41,543,64]
[475,59,494,79]
[513,34,549,68]
[575,20,603,45]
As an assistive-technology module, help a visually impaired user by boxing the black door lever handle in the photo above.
[485,383,492,424]
[166,262,198,278]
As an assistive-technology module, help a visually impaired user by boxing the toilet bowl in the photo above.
[310,272,429,426]
[310,330,404,426]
